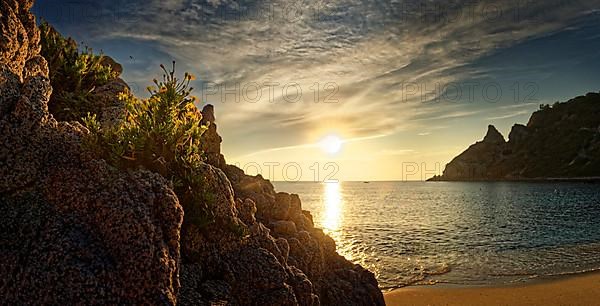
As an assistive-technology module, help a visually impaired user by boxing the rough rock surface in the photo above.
[177,106,384,305]
[0,0,40,81]
[93,77,129,127]
[200,104,226,169]
[482,125,505,144]
[430,95,600,180]
[91,55,129,127]
[1,1,384,305]
[0,1,183,304]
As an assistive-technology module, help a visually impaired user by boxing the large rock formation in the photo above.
[176,107,384,305]
[1,1,384,305]
[221,164,384,305]
[0,0,183,304]
[430,94,600,180]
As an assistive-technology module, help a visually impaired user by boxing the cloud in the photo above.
[410,105,484,121]
[498,102,539,110]
[485,110,531,120]
[50,0,600,154]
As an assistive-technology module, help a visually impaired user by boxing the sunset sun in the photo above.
[319,135,343,155]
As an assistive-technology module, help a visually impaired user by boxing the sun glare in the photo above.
[319,135,343,155]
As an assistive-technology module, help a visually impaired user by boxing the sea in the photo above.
[272,181,600,290]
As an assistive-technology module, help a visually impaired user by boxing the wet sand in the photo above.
[384,272,600,306]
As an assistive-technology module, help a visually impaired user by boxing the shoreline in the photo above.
[384,271,600,306]
[427,176,600,182]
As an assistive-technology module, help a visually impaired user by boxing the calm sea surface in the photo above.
[272,181,600,290]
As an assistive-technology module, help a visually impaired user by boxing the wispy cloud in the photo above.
[42,0,600,156]
[498,103,539,110]
[486,110,530,120]
[412,109,483,121]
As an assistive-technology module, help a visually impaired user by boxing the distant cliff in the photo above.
[430,92,600,181]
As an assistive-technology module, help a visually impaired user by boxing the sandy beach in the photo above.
[384,272,600,306]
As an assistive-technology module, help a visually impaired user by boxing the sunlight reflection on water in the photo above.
[320,181,374,268]
[274,181,600,290]
[322,181,342,233]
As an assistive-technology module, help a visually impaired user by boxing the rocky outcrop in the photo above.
[431,93,600,180]
[482,125,505,144]
[508,123,529,145]
[200,104,226,169]
[0,1,183,303]
[0,0,41,81]
[94,76,129,127]
[177,108,384,305]
[433,125,509,180]
[1,1,384,305]
[89,54,129,127]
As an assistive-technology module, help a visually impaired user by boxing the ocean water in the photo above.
[272,181,600,290]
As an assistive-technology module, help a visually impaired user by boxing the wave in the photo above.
[381,263,452,291]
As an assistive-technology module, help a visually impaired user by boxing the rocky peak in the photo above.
[432,93,600,181]
[99,56,122,76]
[0,0,48,84]
[483,125,505,144]
[200,103,225,168]
[201,104,215,125]
[508,124,528,144]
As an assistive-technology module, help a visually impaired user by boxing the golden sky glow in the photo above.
[37,1,600,181]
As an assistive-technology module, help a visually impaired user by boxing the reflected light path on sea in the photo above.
[320,181,359,263]
[274,181,600,290]
[322,181,342,233]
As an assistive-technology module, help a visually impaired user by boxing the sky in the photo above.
[34,0,600,181]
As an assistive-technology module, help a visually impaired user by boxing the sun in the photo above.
[319,135,343,155]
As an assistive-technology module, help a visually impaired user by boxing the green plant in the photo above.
[539,103,551,110]
[39,21,117,121]
[83,62,215,226]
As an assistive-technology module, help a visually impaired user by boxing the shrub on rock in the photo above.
[39,22,119,122]
[83,62,216,228]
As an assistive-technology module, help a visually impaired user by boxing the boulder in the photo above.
[92,77,129,127]
[236,198,258,225]
[273,192,292,220]
[272,220,298,236]
[180,161,244,262]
